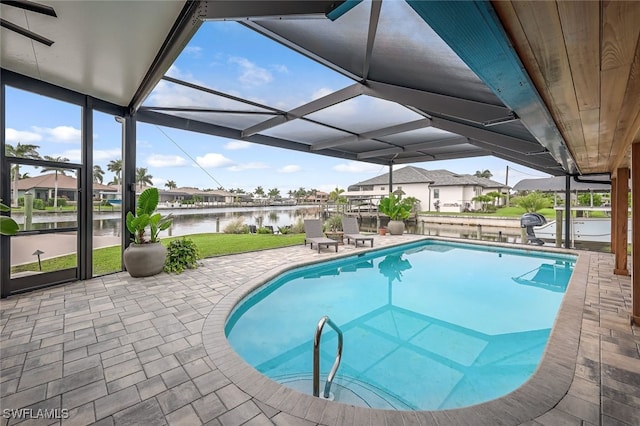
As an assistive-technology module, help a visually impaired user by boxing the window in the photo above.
[380,186,385,191]
[433,189,439,199]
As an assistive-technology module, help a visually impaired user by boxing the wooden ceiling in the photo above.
[492,1,640,176]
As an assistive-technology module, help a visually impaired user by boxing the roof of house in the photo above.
[513,176,611,192]
[348,166,507,190]
[161,187,234,196]
[17,173,115,191]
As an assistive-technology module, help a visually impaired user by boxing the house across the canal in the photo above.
[346,165,509,213]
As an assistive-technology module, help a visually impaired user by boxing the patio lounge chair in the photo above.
[342,216,374,247]
[304,219,338,253]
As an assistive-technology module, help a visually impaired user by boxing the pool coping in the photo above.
[202,236,587,425]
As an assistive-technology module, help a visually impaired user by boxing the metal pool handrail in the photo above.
[313,315,344,399]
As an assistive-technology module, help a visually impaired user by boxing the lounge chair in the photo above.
[304,219,338,253]
[342,216,374,247]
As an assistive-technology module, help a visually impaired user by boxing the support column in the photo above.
[611,177,617,253]
[565,175,571,248]
[631,143,639,325]
[122,113,137,253]
[614,167,629,275]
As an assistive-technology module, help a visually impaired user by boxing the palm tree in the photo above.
[165,180,177,190]
[107,159,122,188]
[136,167,153,190]
[5,143,41,206]
[268,188,281,199]
[41,155,70,209]
[93,165,105,184]
[329,187,345,202]
[474,169,493,179]
[254,186,265,197]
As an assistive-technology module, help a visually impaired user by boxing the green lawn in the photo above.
[420,206,609,219]
[12,233,306,276]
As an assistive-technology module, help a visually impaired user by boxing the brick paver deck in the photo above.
[1,235,638,425]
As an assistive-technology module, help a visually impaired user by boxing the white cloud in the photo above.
[271,64,289,74]
[310,87,335,101]
[196,153,234,168]
[333,161,385,173]
[224,141,251,150]
[152,177,166,187]
[227,162,269,172]
[183,46,203,58]
[5,128,42,143]
[147,154,188,168]
[61,149,81,162]
[60,148,120,163]
[278,165,301,173]
[228,56,273,86]
[33,126,81,143]
[94,149,122,161]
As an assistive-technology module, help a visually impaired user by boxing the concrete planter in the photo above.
[123,242,167,277]
[387,220,405,235]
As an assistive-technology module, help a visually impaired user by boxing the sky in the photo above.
[5,20,551,196]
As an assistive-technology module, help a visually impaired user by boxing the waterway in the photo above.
[10,205,608,261]
[12,205,326,237]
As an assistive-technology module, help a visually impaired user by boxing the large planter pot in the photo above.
[386,220,405,235]
[123,242,167,277]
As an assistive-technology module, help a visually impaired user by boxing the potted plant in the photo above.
[378,193,418,235]
[324,214,344,243]
[123,187,173,277]
[0,200,19,236]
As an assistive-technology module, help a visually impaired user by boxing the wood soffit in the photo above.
[492,0,640,175]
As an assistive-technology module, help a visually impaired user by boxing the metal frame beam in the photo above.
[129,0,204,111]
[241,83,364,137]
[203,1,348,20]
[406,0,578,174]
[241,21,363,82]
[161,75,281,113]
[311,118,431,151]
[0,78,8,298]
[79,96,93,280]
[363,80,513,124]
[362,0,382,80]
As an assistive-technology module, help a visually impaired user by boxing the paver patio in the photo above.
[1,235,638,425]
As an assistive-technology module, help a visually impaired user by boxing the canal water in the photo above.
[11,205,609,252]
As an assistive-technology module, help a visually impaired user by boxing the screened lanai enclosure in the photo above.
[1,0,638,323]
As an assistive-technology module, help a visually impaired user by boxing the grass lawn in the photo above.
[12,233,306,276]
[420,206,610,219]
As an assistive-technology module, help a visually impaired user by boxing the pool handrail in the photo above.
[313,315,344,399]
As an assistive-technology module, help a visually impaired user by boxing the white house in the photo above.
[346,166,509,213]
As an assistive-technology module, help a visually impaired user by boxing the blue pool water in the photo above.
[225,241,576,410]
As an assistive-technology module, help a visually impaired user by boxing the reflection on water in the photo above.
[227,240,575,410]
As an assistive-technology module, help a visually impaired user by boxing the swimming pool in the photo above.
[225,240,576,411]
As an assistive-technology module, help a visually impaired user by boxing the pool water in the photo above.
[225,241,575,410]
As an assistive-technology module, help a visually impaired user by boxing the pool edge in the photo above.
[202,236,586,425]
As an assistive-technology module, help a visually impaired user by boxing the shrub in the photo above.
[257,226,273,234]
[32,199,45,210]
[223,218,248,234]
[290,218,305,234]
[48,197,67,207]
[514,191,552,212]
[577,193,603,207]
[18,197,24,207]
[164,238,200,274]
[278,225,291,235]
